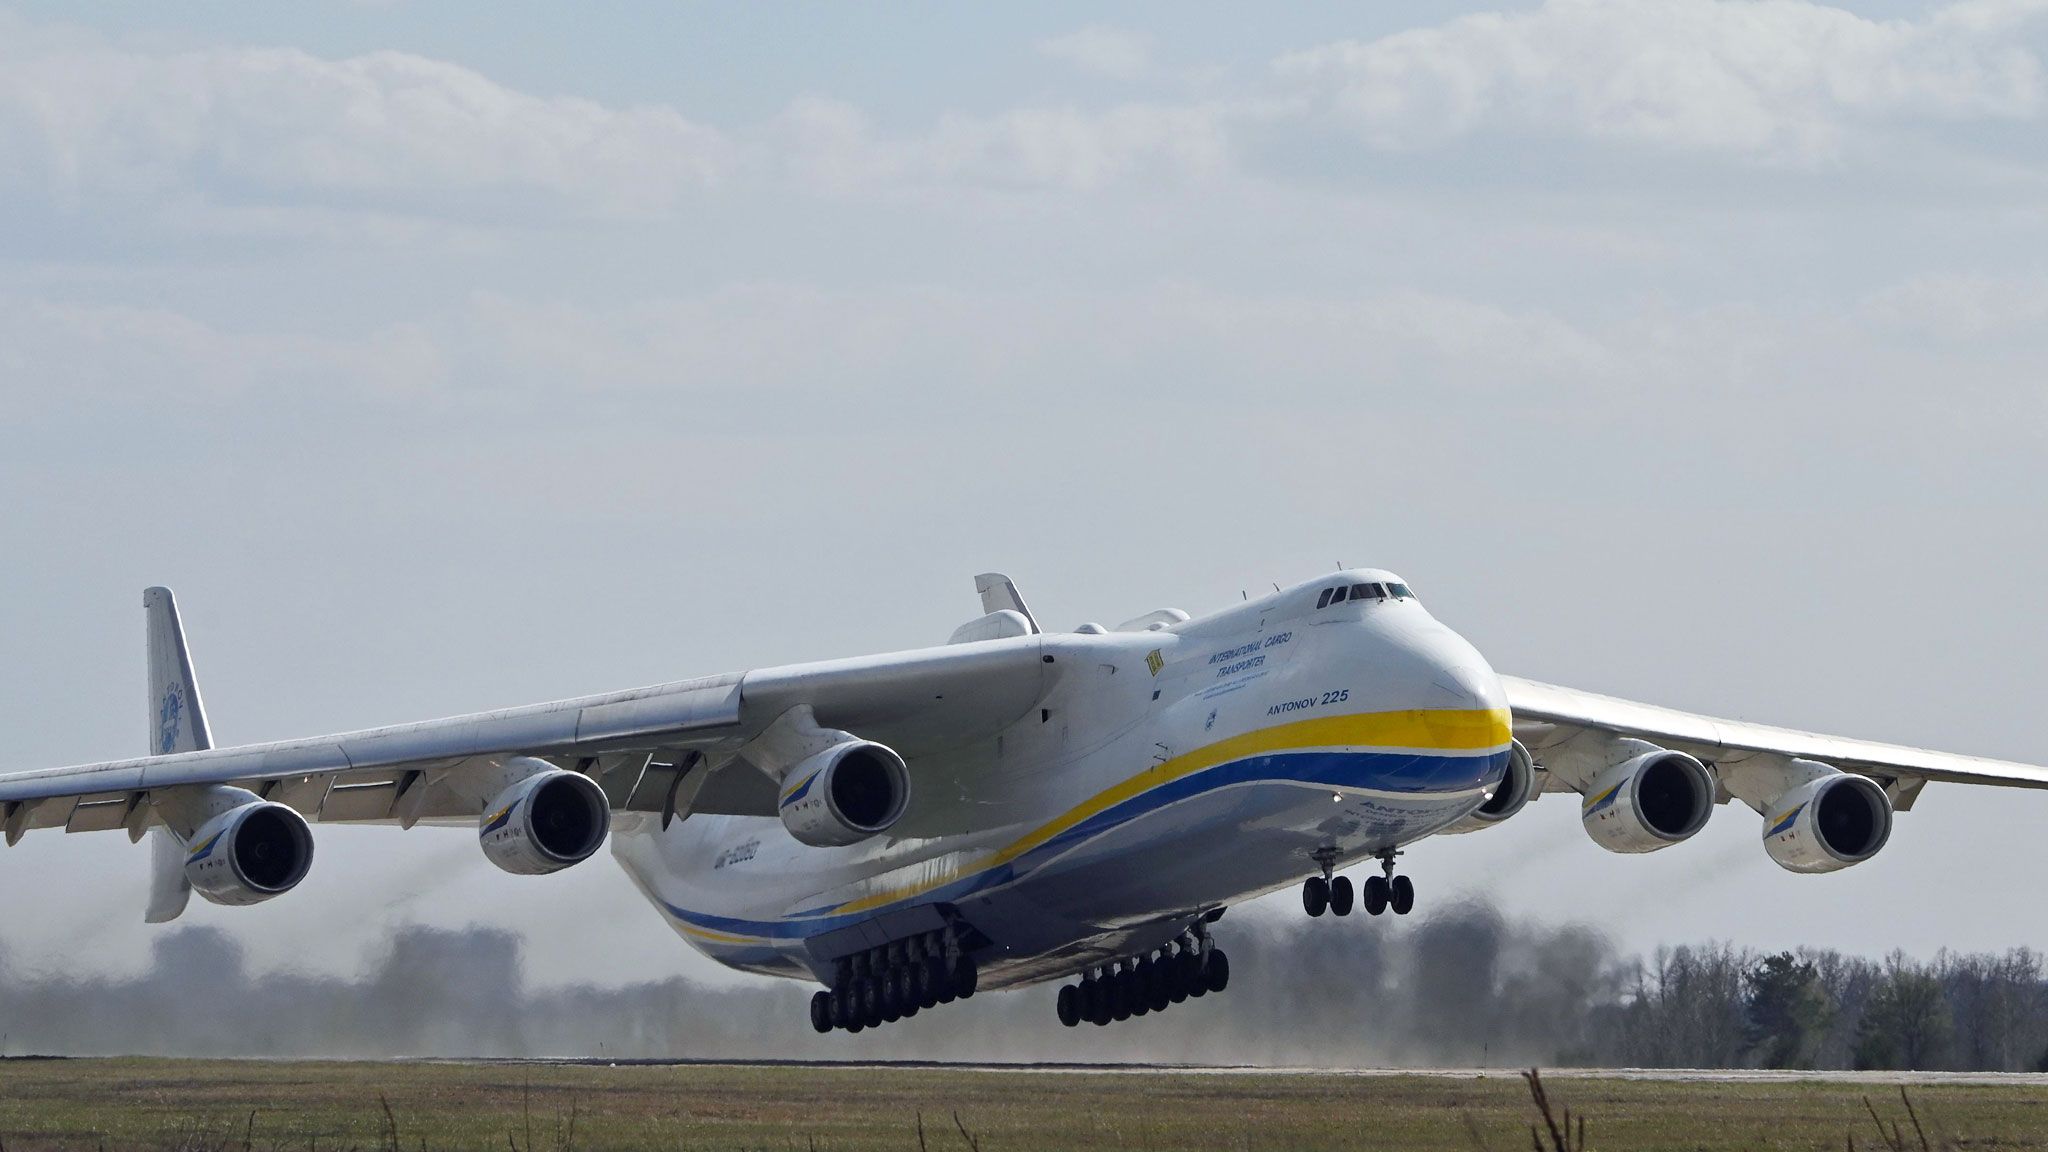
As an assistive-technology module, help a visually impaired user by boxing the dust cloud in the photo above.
[0,900,1628,1066]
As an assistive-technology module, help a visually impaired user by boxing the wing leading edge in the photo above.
[0,589,1055,841]
[1503,674,2048,811]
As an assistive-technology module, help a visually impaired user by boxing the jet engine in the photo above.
[184,800,315,906]
[479,769,611,875]
[1441,740,1537,834]
[779,740,911,847]
[1580,747,1715,853]
[1762,771,1893,874]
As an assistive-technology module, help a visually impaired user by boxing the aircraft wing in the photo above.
[0,637,1052,843]
[1502,674,2048,811]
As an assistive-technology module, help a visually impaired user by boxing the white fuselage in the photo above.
[608,570,1510,990]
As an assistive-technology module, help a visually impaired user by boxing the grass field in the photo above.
[1,1058,2045,1151]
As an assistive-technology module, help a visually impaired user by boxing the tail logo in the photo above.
[157,684,185,755]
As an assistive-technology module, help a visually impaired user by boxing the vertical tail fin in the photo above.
[973,573,1039,634]
[143,586,205,922]
[145,586,211,757]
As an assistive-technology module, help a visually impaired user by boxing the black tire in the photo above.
[1167,955,1191,1003]
[1112,974,1133,1021]
[880,975,902,1023]
[810,990,832,1034]
[1329,874,1355,917]
[1148,973,1172,1013]
[1204,949,1230,994]
[936,959,958,1004]
[1303,875,1329,917]
[1391,874,1415,916]
[846,1019,864,1034]
[1057,985,1081,1027]
[862,976,884,1027]
[950,955,979,1000]
[1363,874,1390,916]
[1184,951,1208,997]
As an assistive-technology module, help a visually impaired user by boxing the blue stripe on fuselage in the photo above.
[660,745,1504,942]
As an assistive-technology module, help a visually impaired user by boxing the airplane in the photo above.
[4,572,2045,1034]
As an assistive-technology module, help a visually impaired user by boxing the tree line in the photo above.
[1584,943,2048,1072]
[1,905,2042,1068]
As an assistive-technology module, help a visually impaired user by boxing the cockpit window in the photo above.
[1389,583,1414,599]
[1316,588,1334,609]
[1350,583,1386,601]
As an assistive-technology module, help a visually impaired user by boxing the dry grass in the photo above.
[0,1058,2043,1151]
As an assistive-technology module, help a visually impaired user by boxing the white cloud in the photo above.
[1038,25,1155,82]
[0,299,447,409]
[0,34,731,219]
[1277,0,2048,162]
[1860,273,2048,341]
[775,96,1231,193]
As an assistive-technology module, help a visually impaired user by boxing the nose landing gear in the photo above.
[1364,851,1416,916]
[1302,848,1358,918]
[1305,849,1415,918]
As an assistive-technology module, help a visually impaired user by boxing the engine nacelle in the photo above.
[479,769,611,875]
[184,801,315,906]
[1762,771,1893,874]
[778,740,911,847]
[1441,740,1537,834]
[1581,748,1715,853]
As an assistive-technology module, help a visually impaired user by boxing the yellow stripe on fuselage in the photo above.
[825,706,1509,917]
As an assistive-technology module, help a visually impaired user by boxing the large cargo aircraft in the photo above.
[4,573,2042,1033]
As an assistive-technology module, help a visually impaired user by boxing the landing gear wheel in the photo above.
[861,977,883,1028]
[1089,983,1112,1026]
[1203,949,1230,994]
[1390,874,1415,916]
[1303,875,1329,917]
[1363,874,1390,916]
[1057,985,1081,1027]
[913,961,938,1009]
[1167,955,1191,1003]
[810,990,832,1034]
[1328,874,1355,917]
[935,959,959,1005]
[1112,973,1134,1021]
[1183,951,1208,998]
[949,955,979,1000]
[880,975,902,1023]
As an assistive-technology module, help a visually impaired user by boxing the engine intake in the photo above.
[780,740,910,847]
[184,801,315,906]
[1581,747,1714,853]
[1441,740,1536,834]
[1763,771,1893,873]
[479,769,611,875]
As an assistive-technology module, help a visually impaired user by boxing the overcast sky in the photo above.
[4,0,2048,993]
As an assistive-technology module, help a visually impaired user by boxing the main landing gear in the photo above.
[1303,850,1414,918]
[811,928,977,1034]
[1054,924,1228,1028]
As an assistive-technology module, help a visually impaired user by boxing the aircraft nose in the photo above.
[1429,648,1506,714]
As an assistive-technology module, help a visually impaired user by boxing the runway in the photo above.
[448,1056,2048,1086]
